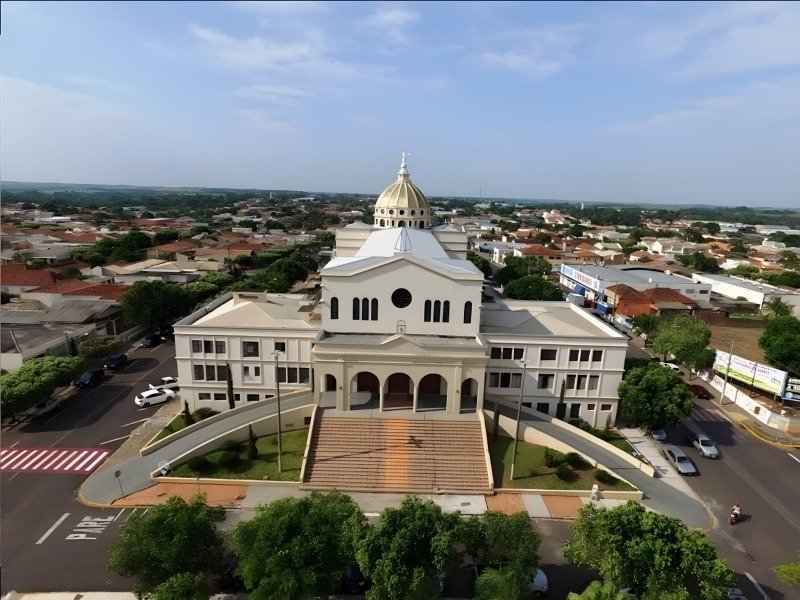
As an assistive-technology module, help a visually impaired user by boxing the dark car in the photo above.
[159,325,175,340]
[342,563,370,594]
[140,334,163,348]
[215,554,245,593]
[103,354,128,370]
[75,369,104,388]
[687,384,713,399]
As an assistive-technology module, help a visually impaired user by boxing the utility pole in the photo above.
[272,350,283,472]
[510,363,527,481]
[720,341,734,406]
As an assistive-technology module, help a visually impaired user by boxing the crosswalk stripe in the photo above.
[81,452,108,472]
[51,451,78,470]
[0,447,111,474]
[63,451,89,471]
[39,450,68,470]
[30,452,58,470]
[18,450,49,470]
[4,450,33,470]
[74,451,99,471]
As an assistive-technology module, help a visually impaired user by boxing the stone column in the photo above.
[448,365,463,415]
[379,381,385,412]
[412,381,419,413]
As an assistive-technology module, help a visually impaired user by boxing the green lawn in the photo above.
[171,428,309,482]
[606,436,635,454]
[150,414,190,444]
[488,434,635,491]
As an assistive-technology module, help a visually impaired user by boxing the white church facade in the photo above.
[174,157,628,427]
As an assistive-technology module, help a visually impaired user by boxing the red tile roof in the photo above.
[606,283,651,302]
[521,244,563,256]
[30,280,95,294]
[64,282,129,301]
[0,264,58,287]
[641,287,695,306]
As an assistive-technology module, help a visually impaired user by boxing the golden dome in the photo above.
[375,153,430,211]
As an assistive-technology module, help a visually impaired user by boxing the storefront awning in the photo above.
[573,285,586,296]
[596,302,609,314]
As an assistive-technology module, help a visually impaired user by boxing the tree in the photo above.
[759,316,800,376]
[652,315,711,365]
[617,364,693,429]
[567,580,627,599]
[496,255,551,285]
[226,364,235,410]
[231,491,366,599]
[121,280,189,331]
[248,424,258,459]
[777,250,800,271]
[182,281,219,307]
[152,572,211,600]
[629,314,661,346]
[504,276,563,301]
[0,355,85,418]
[78,335,124,363]
[774,553,800,588]
[464,511,540,599]
[564,501,734,600]
[764,296,793,317]
[108,494,225,599]
[675,252,720,273]
[681,346,716,379]
[153,229,180,245]
[357,496,463,600]
[467,251,492,277]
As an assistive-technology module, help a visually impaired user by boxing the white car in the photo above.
[149,376,180,392]
[659,362,682,373]
[135,388,175,407]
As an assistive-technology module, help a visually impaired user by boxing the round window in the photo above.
[381,209,385,214]
[389,209,394,215]
[391,288,412,308]
[411,210,416,215]
[400,209,405,215]
[420,210,424,215]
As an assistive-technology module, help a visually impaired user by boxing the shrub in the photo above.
[595,469,619,485]
[556,464,578,482]
[565,452,591,470]
[217,450,239,469]
[543,447,557,468]
[187,456,211,472]
[192,407,219,421]
[221,439,243,453]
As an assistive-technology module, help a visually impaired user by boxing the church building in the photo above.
[174,156,627,429]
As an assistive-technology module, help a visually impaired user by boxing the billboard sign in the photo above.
[713,350,788,396]
[561,265,601,292]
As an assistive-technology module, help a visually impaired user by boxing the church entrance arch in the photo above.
[398,220,405,227]
[384,373,413,410]
[350,371,379,410]
[460,378,478,413]
[418,374,447,411]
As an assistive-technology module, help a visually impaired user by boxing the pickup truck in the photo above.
[24,396,65,419]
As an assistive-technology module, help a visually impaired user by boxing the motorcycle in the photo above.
[729,507,742,525]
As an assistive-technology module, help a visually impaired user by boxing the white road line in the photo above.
[125,508,138,521]
[73,451,100,472]
[745,572,771,600]
[3,450,33,470]
[11,441,20,448]
[0,450,19,465]
[18,450,50,470]
[142,509,149,515]
[62,450,89,471]
[99,435,131,445]
[0,449,8,457]
[51,450,78,470]
[36,513,70,545]
[113,508,126,521]
[81,451,109,473]
[120,418,149,428]
[30,451,58,470]
[40,450,69,470]
[788,453,800,465]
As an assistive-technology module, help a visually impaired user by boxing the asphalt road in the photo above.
[1,340,179,594]
[663,395,800,600]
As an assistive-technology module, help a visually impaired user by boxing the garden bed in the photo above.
[170,428,308,481]
[488,434,635,491]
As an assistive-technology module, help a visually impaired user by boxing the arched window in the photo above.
[433,300,441,322]
[371,298,378,320]
[331,297,339,320]
[424,300,432,322]
[442,300,450,323]
[463,301,472,324]
[398,221,405,227]
[353,298,360,320]
[362,298,369,320]
[419,222,424,229]
[379,219,385,227]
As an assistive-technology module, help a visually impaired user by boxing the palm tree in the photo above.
[765,297,793,318]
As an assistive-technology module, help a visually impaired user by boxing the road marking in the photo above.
[0,447,110,474]
[113,508,126,521]
[125,508,138,521]
[99,435,131,445]
[10,441,20,448]
[745,572,771,600]
[120,418,149,428]
[788,453,800,465]
[36,513,70,545]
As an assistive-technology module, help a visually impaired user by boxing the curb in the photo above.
[736,421,800,450]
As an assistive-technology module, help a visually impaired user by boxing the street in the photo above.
[1,340,179,594]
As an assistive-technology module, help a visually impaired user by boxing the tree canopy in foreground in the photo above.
[617,364,693,429]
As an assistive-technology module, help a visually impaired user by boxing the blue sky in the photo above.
[2,1,799,207]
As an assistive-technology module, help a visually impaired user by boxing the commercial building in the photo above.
[691,273,800,312]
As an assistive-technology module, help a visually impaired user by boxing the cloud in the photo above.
[236,109,292,133]
[233,84,313,105]
[358,7,420,45]
[475,25,583,78]
[601,78,800,135]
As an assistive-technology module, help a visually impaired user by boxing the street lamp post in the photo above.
[510,363,527,481]
[720,340,734,407]
[272,350,283,472]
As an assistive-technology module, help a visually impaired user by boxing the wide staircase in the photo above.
[301,414,492,494]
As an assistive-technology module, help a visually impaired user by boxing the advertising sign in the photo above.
[713,350,788,396]
[560,265,601,292]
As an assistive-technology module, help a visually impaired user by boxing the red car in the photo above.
[687,384,713,399]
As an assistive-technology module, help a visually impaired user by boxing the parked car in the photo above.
[662,444,697,475]
[159,325,175,340]
[149,376,180,392]
[134,388,175,407]
[648,429,667,442]
[659,362,682,373]
[75,369,105,388]
[687,432,719,459]
[103,354,128,370]
[687,383,713,399]
[528,568,549,598]
[140,334,163,348]
[24,396,65,419]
